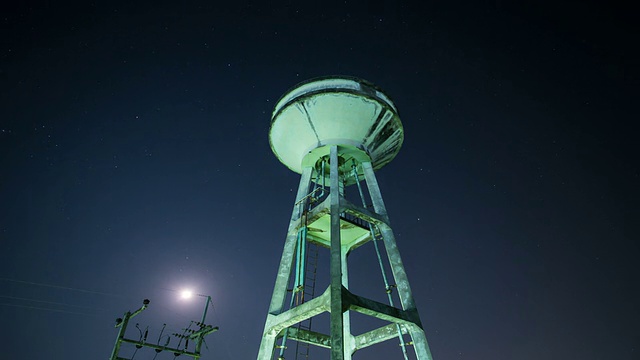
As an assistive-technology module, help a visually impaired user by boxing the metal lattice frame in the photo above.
[257,146,433,360]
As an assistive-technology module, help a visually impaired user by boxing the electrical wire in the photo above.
[176,321,195,348]
[0,277,127,298]
[129,347,139,360]
[207,301,232,359]
[0,302,98,317]
[156,287,211,323]
[0,294,106,311]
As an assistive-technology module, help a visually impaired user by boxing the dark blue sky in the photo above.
[0,1,636,359]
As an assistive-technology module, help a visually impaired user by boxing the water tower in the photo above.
[258,76,433,360]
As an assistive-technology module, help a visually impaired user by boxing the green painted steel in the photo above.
[329,145,346,360]
[353,163,410,360]
[258,77,433,360]
[269,76,404,178]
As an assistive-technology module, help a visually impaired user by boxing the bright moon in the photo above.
[180,289,193,299]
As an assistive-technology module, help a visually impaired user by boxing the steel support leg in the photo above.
[342,246,353,359]
[258,166,314,359]
[329,145,345,360]
[362,161,434,360]
[258,159,433,360]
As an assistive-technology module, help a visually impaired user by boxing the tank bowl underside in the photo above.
[269,77,404,174]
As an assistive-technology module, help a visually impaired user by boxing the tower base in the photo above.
[258,146,433,360]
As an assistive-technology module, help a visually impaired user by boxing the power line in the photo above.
[0,294,106,311]
[0,277,126,298]
[0,302,99,317]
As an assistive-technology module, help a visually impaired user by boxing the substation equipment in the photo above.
[258,76,434,360]
[109,298,218,360]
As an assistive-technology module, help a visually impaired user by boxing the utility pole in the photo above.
[109,299,219,360]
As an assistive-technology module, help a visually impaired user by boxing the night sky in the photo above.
[0,1,636,359]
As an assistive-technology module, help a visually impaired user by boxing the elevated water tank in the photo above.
[269,76,404,177]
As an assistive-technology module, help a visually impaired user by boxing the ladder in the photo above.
[294,241,320,359]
